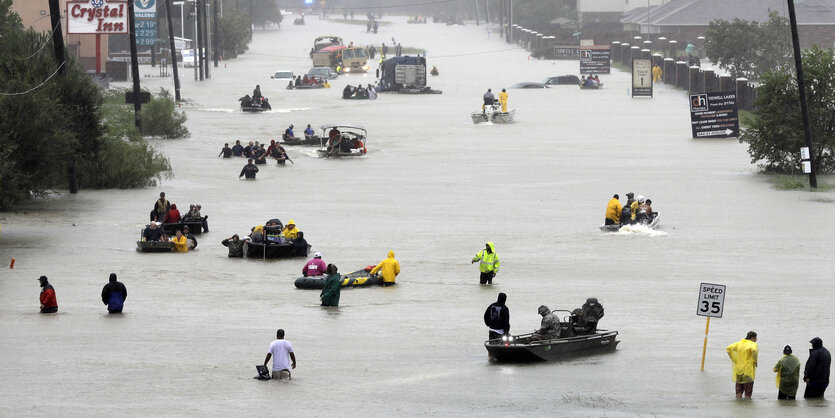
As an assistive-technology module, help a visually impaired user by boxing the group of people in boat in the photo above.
[220,219,309,258]
[342,84,377,99]
[482,88,509,113]
[240,84,271,110]
[604,192,655,226]
[581,75,601,87]
[485,293,605,341]
[149,192,209,231]
[288,75,331,89]
[282,124,318,142]
[220,140,292,164]
[326,125,366,155]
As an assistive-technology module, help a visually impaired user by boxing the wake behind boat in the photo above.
[600,212,660,232]
[472,103,515,124]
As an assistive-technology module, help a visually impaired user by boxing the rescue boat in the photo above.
[294,266,388,289]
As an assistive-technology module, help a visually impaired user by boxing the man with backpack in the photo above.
[101,273,127,314]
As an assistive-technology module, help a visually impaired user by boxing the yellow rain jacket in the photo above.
[498,91,508,113]
[726,338,758,382]
[630,201,639,221]
[172,235,189,253]
[473,242,500,274]
[370,250,400,283]
[283,220,300,240]
[605,198,622,223]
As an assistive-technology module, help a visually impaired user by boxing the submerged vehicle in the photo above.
[485,299,618,362]
[510,82,548,89]
[471,101,515,124]
[308,66,339,80]
[317,124,368,158]
[543,75,580,85]
[294,266,386,289]
[599,212,661,232]
[271,70,295,81]
[378,56,441,94]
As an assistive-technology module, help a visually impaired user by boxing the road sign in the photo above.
[632,59,652,97]
[697,283,726,318]
[689,90,739,138]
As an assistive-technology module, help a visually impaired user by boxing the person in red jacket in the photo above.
[38,276,58,313]
[165,204,181,224]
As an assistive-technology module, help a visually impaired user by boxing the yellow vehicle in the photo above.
[312,45,370,73]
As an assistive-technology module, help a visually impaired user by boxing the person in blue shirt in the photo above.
[304,124,315,138]
[101,273,127,313]
[284,124,296,140]
[231,140,244,157]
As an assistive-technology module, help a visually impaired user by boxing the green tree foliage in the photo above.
[249,0,283,28]
[740,46,835,174]
[0,1,171,209]
[216,8,252,58]
[140,88,189,138]
[512,0,575,31]
[705,11,792,80]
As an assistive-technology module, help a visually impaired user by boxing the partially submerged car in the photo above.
[510,82,549,89]
[271,70,295,81]
[544,75,581,85]
[308,66,339,80]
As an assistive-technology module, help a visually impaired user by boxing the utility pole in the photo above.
[787,0,817,188]
[202,0,210,78]
[196,0,204,80]
[166,0,182,101]
[127,0,143,128]
[213,0,219,67]
[475,0,480,26]
[48,0,77,193]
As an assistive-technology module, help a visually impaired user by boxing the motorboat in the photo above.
[317,124,368,158]
[239,95,271,112]
[485,330,620,362]
[161,220,204,235]
[243,241,310,259]
[294,266,387,289]
[287,82,325,90]
[485,300,618,362]
[281,135,320,146]
[471,103,515,124]
[599,212,660,232]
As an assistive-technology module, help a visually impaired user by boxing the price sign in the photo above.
[697,283,725,318]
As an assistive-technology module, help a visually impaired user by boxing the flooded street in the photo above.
[2,15,834,416]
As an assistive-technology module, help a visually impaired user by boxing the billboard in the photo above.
[67,0,129,34]
[689,91,740,138]
[579,45,610,74]
[632,59,652,97]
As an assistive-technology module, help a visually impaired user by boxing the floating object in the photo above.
[294,267,385,289]
[9,258,15,269]
[485,330,620,362]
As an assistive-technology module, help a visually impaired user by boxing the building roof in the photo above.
[622,0,835,27]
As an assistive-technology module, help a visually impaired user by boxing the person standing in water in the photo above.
[727,331,758,399]
[483,293,510,340]
[101,273,127,314]
[773,344,801,400]
[264,329,297,380]
[38,276,58,313]
[369,250,400,286]
[320,264,341,307]
[472,242,500,284]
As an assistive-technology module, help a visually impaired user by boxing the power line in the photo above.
[0,61,66,96]
[11,19,62,61]
[284,0,456,11]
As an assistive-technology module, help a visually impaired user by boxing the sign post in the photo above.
[689,91,740,138]
[632,58,652,98]
[697,282,726,371]
[579,45,611,74]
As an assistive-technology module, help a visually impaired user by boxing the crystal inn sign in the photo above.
[67,0,129,34]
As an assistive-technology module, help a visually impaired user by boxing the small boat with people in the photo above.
[579,75,603,89]
[242,219,311,259]
[600,193,659,232]
[599,213,660,232]
[471,101,515,124]
[239,94,271,112]
[485,298,619,362]
[317,124,368,158]
[294,266,386,289]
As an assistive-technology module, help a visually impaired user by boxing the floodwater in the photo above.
[2,15,835,417]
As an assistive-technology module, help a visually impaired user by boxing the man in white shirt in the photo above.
[263,329,297,379]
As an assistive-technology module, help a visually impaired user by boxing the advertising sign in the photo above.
[632,59,652,97]
[67,0,129,34]
[134,0,157,46]
[689,91,740,138]
[697,283,726,318]
[579,45,610,74]
[553,45,579,59]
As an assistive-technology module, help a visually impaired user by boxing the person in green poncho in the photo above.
[774,344,801,400]
[320,264,341,307]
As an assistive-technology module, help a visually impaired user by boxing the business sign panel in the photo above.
[553,45,579,59]
[697,283,726,318]
[579,45,610,74]
[67,0,129,34]
[689,90,740,138]
[632,59,652,97]
[134,0,157,46]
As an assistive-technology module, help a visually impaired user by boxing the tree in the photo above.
[740,46,835,174]
[216,8,252,58]
[705,11,792,80]
[512,0,575,32]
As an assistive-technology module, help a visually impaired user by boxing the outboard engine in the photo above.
[582,298,604,332]
[619,207,632,225]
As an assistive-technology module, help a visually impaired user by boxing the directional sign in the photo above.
[632,58,652,97]
[689,90,739,138]
[697,283,726,318]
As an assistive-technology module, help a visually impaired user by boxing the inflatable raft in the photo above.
[294,266,390,289]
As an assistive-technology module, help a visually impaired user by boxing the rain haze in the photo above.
[2,0,835,416]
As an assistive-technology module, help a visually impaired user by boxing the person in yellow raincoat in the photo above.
[498,89,508,113]
[472,242,500,284]
[652,65,662,82]
[727,331,758,399]
[283,220,300,240]
[604,194,622,225]
[369,250,400,286]
[171,230,189,253]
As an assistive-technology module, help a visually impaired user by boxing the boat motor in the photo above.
[582,298,604,331]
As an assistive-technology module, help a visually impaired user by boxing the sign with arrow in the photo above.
[689,90,739,138]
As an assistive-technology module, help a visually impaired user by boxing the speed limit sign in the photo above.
[697,283,726,318]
